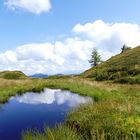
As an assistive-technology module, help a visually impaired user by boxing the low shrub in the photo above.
[95,70,108,81]
[114,77,140,84]
[109,71,128,80]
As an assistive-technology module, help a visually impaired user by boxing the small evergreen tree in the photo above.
[89,48,101,66]
[121,44,131,53]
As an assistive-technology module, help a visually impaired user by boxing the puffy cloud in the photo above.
[5,0,51,14]
[73,20,140,54]
[1,20,140,74]
[0,38,93,74]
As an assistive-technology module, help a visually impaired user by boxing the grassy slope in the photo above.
[0,71,27,79]
[82,46,140,83]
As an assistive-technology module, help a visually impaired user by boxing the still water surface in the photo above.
[0,88,92,140]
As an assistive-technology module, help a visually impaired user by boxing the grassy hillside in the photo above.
[0,70,27,79]
[82,46,140,84]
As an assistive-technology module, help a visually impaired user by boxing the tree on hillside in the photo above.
[121,44,131,53]
[89,48,101,66]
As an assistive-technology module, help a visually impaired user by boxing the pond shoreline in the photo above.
[0,77,140,140]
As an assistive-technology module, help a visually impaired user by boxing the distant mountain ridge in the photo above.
[29,73,48,78]
[81,46,140,84]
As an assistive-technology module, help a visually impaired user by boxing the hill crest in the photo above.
[0,70,27,79]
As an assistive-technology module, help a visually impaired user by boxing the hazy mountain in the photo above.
[29,73,48,78]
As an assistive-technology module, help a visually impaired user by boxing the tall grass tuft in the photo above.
[22,125,81,140]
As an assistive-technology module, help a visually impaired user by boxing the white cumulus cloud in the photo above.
[73,20,140,54]
[1,20,140,74]
[0,38,93,74]
[5,0,51,14]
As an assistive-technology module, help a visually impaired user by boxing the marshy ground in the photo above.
[0,76,140,139]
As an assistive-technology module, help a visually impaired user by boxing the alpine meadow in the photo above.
[0,0,140,140]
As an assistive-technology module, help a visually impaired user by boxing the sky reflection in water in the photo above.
[14,88,92,107]
[0,88,92,140]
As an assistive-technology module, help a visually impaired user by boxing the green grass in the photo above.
[20,77,140,140]
[0,78,49,103]
[82,46,140,84]
[45,78,124,102]
[67,100,140,140]
[0,76,140,139]
[22,125,81,140]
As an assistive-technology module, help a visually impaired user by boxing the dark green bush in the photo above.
[115,77,130,84]
[95,70,108,81]
[114,76,140,84]
[133,67,140,75]
[109,72,128,80]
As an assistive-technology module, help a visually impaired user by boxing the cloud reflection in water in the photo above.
[13,88,93,107]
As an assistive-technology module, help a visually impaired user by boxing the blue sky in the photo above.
[0,0,140,74]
